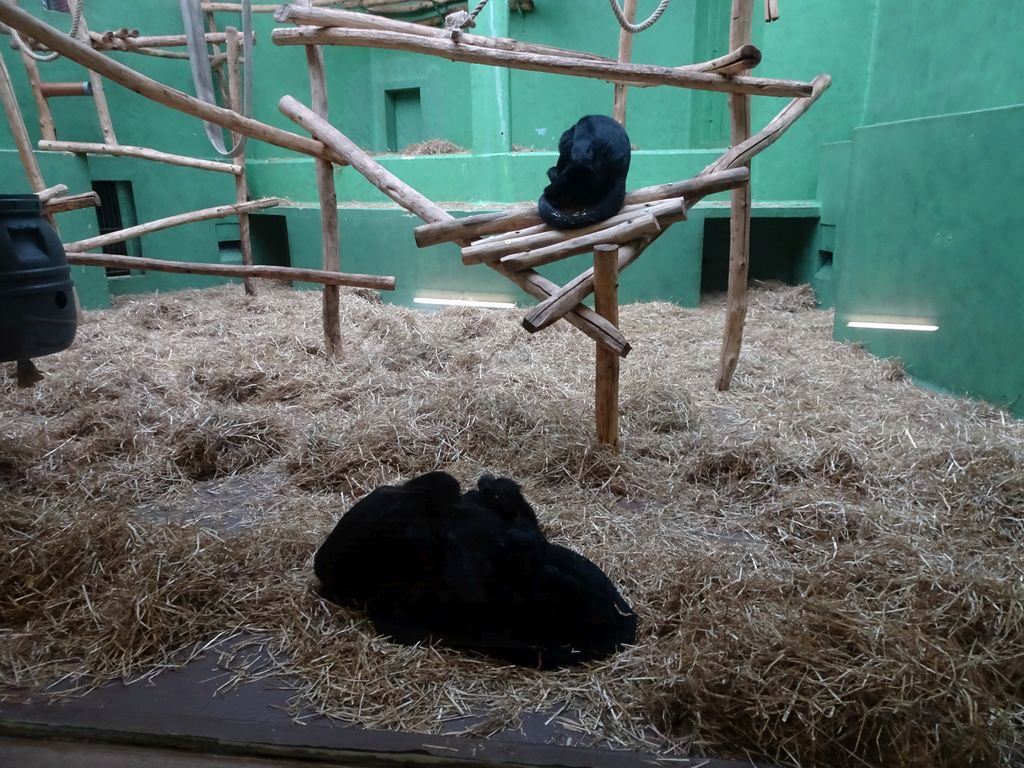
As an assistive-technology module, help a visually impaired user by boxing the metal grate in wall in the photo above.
[92,180,142,277]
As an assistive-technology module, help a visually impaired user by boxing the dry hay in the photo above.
[399,139,467,156]
[1,281,1022,768]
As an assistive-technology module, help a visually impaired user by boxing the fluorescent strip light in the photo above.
[847,321,938,332]
[413,297,516,309]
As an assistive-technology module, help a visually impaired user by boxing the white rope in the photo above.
[10,0,85,63]
[608,0,671,33]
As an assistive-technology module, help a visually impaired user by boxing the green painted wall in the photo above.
[829,0,1024,416]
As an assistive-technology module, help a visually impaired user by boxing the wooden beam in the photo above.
[716,0,754,392]
[461,197,686,264]
[36,183,69,203]
[39,140,243,175]
[66,252,396,290]
[298,0,342,357]
[612,0,636,125]
[273,5,612,62]
[0,50,46,193]
[593,243,620,449]
[89,31,231,49]
[65,198,283,252]
[271,27,814,98]
[71,4,118,145]
[414,167,749,248]
[39,81,91,97]
[15,44,56,140]
[44,191,100,214]
[498,212,664,271]
[0,3,349,166]
[278,95,631,357]
[225,26,256,297]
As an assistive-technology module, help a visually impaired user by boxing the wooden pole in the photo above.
[225,26,257,297]
[39,140,243,175]
[16,47,56,140]
[65,198,282,252]
[593,244,620,449]
[44,191,100,214]
[69,1,117,145]
[274,5,611,63]
[612,0,636,126]
[414,167,749,248]
[461,197,686,264]
[715,0,754,392]
[271,28,814,98]
[88,32,234,49]
[66,252,395,289]
[278,95,631,357]
[38,81,91,97]
[298,0,342,357]
[498,213,663,271]
[0,4,350,166]
[36,183,69,203]
[0,50,47,193]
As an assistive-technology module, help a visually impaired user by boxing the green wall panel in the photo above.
[863,0,1024,125]
[834,104,1024,416]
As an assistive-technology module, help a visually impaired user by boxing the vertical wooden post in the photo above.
[299,0,342,357]
[17,51,56,141]
[715,0,754,392]
[69,0,117,145]
[594,243,620,449]
[225,26,256,297]
[204,10,232,105]
[611,0,637,126]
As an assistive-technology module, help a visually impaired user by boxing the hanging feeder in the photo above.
[0,194,77,363]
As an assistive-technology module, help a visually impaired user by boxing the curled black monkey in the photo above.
[538,114,631,230]
[312,470,461,610]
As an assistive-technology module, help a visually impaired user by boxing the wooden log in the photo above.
[225,26,257,297]
[36,183,69,203]
[765,0,780,22]
[44,191,100,214]
[73,9,118,145]
[16,44,56,140]
[203,0,338,11]
[0,4,349,166]
[612,0,636,125]
[461,198,686,264]
[278,95,631,357]
[499,212,663,271]
[273,5,612,62]
[593,243,620,449]
[65,198,282,252]
[271,27,814,98]
[716,0,754,393]
[39,140,243,175]
[0,49,47,194]
[524,240,645,334]
[414,167,749,247]
[89,31,232,49]
[66,252,396,290]
[39,81,91,97]
[297,0,342,357]
[692,43,761,76]
[704,73,832,174]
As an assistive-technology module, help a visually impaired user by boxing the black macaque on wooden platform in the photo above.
[314,471,637,669]
[538,114,632,231]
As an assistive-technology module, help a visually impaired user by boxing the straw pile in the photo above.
[1,281,1022,767]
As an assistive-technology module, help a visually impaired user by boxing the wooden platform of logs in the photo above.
[0,0,831,447]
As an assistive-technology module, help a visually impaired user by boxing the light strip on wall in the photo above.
[847,321,939,332]
[413,297,516,309]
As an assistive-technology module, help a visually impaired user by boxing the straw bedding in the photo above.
[1,281,1021,767]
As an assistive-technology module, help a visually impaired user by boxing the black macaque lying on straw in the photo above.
[314,471,637,669]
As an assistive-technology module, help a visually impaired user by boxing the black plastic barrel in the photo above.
[0,194,77,363]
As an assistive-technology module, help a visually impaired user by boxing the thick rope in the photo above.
[467,0,490,23]
[10,0,85,63]
[608,0,671,33]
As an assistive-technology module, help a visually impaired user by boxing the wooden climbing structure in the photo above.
[0,1,830,448]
